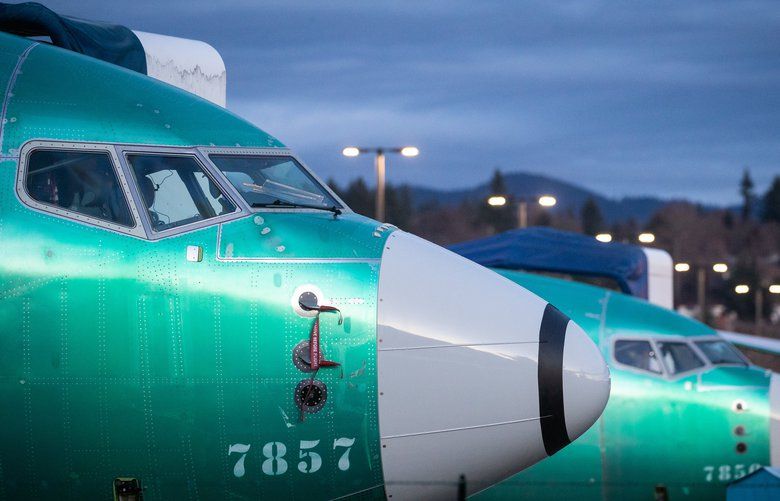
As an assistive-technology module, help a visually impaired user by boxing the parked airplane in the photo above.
[469,269,777,500]
[0,5,610,500]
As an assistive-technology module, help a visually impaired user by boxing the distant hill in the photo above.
[408,172,712,224]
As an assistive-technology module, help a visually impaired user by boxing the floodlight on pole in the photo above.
[342,146,360,157]
[637,232,655,244]
[712,263,728,273]
[487,195,508,207]
[485,194,558,229]
[595,233,613,243]
[735,284,750,294]
[674,263,691,272]
[770,285,780,294]
[400,146,419,157]
[342,145,419,221]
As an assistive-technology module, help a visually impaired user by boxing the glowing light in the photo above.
[595,233,612,243]
[769,285,780,294]
[538,195,557,207]
[487,195,507,207]
[674,263,691,272]
[400,146,419,157]
[637,232,655,244]
[342,147,360,157]
[712,263,728,273]
[735,284,750,294]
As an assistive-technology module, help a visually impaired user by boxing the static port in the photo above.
[734,425,745,436]
[736,442,747,454]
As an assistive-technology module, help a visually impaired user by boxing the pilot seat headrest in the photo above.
[139,175,155,208]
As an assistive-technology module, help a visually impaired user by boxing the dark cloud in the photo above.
[43,0,780,203]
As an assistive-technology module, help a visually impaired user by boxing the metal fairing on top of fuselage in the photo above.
[474,270,773,500]
[0,29,612,500]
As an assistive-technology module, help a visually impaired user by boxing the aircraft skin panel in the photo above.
[600,367,769,499]
[0,201,389,498]
[475,270,773,500]
[0,32,284,159]
[217,213,387,261]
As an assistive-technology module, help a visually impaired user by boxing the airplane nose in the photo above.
[554,313,611,455]
[376,232,610,500]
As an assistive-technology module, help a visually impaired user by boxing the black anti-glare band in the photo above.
[538,302,571,456]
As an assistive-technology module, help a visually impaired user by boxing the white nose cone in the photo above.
[376,232,610,500]
[562,321,611,444]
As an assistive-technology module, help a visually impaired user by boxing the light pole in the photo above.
[734,283,780,336]
[591,232,656,244]
[674,262,728,322]
[342,146,419,221]
[486,194,557,229]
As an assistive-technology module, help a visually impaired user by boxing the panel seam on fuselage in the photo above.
[598,290,612,500]
[381,415,546,439]
[0,42,37,155]
[214,223,381,263]
[329,483,385,500]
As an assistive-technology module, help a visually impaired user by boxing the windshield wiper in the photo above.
[251,199,342,217]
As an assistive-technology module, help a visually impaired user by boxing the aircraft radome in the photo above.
[472,269,779,500]
[0,5,610,500]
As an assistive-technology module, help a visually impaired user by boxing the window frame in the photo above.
[611,335,751,380]
[17,142,351,241]
[116,145,244,240]
[691,337,751,368]
[612,337,665,377]
[16,140,146,238]
[198,146,351,213]
[655,339,707,376]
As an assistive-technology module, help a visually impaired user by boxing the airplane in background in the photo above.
[451,229,779,499]
[0,4,610,500]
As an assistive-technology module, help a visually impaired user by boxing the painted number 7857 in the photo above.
[229,438,356,477]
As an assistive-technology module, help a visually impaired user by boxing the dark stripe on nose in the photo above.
[538,302,571,456]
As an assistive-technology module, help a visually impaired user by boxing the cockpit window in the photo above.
[208,155,340,209]
[695,340,748,366]
[26,150,134,227]
[656,341,705,374]
[614,340,662,374]
[126,154,236,232]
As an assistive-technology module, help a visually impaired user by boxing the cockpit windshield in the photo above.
[208,155,340,209]
[126,153,236,232]
[695,340,748,366]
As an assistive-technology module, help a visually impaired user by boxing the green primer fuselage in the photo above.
[477,270,771,500]
[0,33,388,499]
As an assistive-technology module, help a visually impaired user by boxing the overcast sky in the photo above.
[45,0,780,204]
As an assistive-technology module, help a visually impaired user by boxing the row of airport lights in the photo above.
[340,149,776,320]
[340,150,779,302]
[337,151,775,331]
[341,145,560,229]
[594,232,656,244]
[657,253,780,332]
